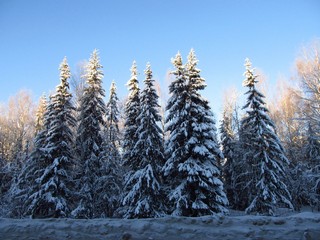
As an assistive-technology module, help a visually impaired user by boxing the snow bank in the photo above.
[0,211,319,240]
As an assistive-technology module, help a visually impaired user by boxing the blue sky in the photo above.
[0,0,319,117]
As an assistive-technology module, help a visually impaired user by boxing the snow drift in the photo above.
[0,211,319,240]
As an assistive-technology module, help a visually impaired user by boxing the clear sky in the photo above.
[0,0,319,118]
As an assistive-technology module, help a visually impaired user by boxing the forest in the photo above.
[0,43,319,219]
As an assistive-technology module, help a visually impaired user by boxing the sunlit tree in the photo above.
[163,50,227,216]
[240,58,293,215]
[122,63,165,218]
[73,50,108,218]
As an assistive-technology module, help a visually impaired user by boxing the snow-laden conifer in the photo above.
[219,109,237,207]
[240,58,293,215]
[34,94,48,135]
[73,50,108,218]
[100,80,123,217]
[106,81,121,159]
[122,61,141,171]
[7,95,48,217]
[305,123,320,165]
[24,57,76,218]
[122,63,165,218]
[163,50,228,216]
[10,94,53,218]
[0,157,12,216]
[0,157,9,199]
[304,123,320,209]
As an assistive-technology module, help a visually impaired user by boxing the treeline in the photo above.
[0,44,319,219]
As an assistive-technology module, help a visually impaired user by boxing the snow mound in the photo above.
[0,211,319,240]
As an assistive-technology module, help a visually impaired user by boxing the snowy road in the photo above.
[0,212,319,240]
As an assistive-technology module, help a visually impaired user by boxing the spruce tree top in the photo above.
[107,80,119,114]
[144,62,152,80]
[241,58,270,126]
[84,49,105,96]
[110,81,117,95]
[60,57,71,84]
[168,51,185,96]
[55,57,72,102]
[139,62,162,132]
[35,94,47,135]
[186,48,206,92]
[106,80,120,144]
[172,51,183,69]
[127,60,139,96]
[243,58,257,88]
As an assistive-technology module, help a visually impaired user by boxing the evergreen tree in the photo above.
[240,58,293,215]
[305,122,320,165]
[0,157,8,197]
[9,95,50,218]
[304,123,320,210]
[106,81,121,160]
[24,57,76,218]
[122,63,165,218]
[287,161,310,210]
[101,80,122,217]
[122,61,141,170]
[35,94,48,135]
[219,109,237,207]
[73,50,108,218]
[0,157,11,216]
[163,50,228,217]
[22,97,54,216]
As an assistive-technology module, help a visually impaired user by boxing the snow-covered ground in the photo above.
[0,211,319,240]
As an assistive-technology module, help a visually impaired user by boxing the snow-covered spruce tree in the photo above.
[240,58,293,215]
[305,122,320,166]
[230,122,253,211]
[122,61,141,171]
[0,157,8,198]
[25,57,76,218]
[106,81,121,161]
[122,63,165,218]
[22,97,55,217]
[287,161,311,210]
[100,80,122,217]
[219,109,237,207]
[9,95,49,218]
[73,50,109,218]
[163,50,228,217]
[286,121,320,211]
[162,51,188,213]
[0,157,12,216]
[35,94,48,135]
[305,123,320,210]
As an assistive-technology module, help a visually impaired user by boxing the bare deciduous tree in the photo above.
[70,60,87,108]
[268,80,305,163]
[296,40,320,129]
[0,90,36,163]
